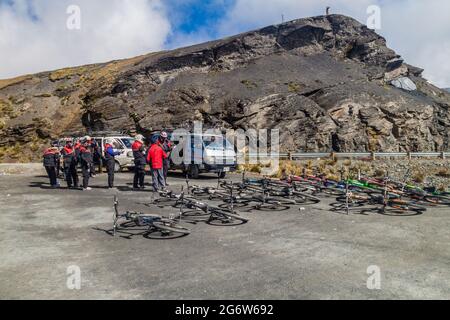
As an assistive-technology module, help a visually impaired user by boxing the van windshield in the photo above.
[120,138,134,149]
[203,136,234,151]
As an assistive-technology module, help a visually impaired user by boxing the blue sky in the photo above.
[1,0,450,87]
[166,0,234,39]
[164,0,236,47]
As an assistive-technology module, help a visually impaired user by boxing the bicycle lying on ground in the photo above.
[113,196,190,239]
[154,188,250,225]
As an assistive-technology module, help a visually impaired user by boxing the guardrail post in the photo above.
[371,152,376,161]
[330,152,336,161]
[407,152,412,160]
[288,152,293,161]
[442,152,446,160]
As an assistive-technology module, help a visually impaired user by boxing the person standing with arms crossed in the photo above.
[159,132,173,186]
[132,134,147,189]
[147,134,168,192]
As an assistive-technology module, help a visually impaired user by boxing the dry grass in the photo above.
[276,161,304,178]
[0,144,22,160]
[0,75,32,90]
[413,172,425,183]
[0,99,14,115]
[0,99,16,128]
[238,159,371,181]
[374,169,385,178]
[241,79,258,89]
[436,167,450,178]
[343,159,352,167]
[49,66,91,82]
[238,164,263,174]
[287,82,302,93]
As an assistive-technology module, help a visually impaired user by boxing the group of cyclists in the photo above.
[42,132,172,191]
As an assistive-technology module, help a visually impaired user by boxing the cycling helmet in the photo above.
[151,135,159,144]
[135,134,144,142]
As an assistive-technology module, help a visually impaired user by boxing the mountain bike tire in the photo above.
[376,199,426,216]
[253,202,291,211]
[424,195,450,206]
[148,221,191,238]
[208,209,249,226]
[291,191,321,204]
[319,187,346,196]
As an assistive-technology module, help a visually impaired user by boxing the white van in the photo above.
[169,133,237,178]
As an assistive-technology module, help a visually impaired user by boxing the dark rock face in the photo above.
[0,14,449,160]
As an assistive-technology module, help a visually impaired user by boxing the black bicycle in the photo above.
[157,188,249,225]
[113,196,190,239]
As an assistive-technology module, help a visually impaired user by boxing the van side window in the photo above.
[112,139,122,150]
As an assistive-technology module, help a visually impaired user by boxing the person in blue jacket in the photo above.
[104,139,123,189]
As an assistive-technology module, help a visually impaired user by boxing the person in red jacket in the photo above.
[61,140,79,189]
[146,135,168,191]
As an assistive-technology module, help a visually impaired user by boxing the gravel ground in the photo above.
[0,167,449,300]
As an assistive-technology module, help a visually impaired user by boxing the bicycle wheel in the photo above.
[253,201,291,211]
[180,209,211,222]
[208,209,249,226]
[319,187,346,196]
[378,200,426,216]
[220,197,251,208]
[153,197,179,207]
[220,182,245,192]
[189,187,213,199]
[266,197,297,205]
[146,221,190,239]
[424,195,450,206]
[336,192,370,204]
[291,191,321,204]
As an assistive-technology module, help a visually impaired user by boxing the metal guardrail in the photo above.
[246,152,449,160]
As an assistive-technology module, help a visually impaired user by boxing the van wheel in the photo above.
[114,161,122,173]
[188,165,200,179]
[219,171,227,179]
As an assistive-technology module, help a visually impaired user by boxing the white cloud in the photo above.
[378,0,450,88]
[0,0,171,79]
[216,0,450,88]
[216,0,373,36]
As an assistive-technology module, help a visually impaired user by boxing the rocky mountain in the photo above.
[1,14,449,162]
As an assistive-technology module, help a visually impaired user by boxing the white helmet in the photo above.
[135,134,144,142]
[84,135,92,141]
[104,139,113,145]
[161,131,168,139]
